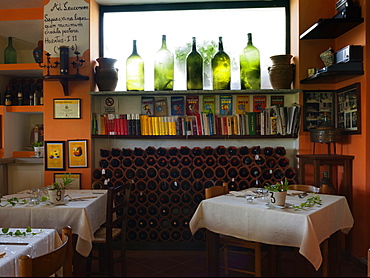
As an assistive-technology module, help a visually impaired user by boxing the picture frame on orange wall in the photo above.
[45,141,65,171]
[67,140,88,168]
[54,173,81,190]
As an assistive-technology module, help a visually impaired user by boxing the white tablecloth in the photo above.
[0,190,107,257]
[189,193,354,270]
[0,228,61,277]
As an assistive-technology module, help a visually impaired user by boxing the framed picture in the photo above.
[54,173,81,189]
[53,98,81,119]
[67,140,88,168]
[45,141,65,171]
[335,82,361,135]
[302,90,334,131]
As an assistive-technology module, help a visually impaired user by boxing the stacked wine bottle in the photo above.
[92,145,297,244]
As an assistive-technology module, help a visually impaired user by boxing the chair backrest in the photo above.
[205,182,229,199]
[290,184,320,193]
[18,226,73,277]
[106,180,132,242]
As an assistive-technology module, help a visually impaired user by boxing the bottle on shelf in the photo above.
[319,171,337,195]
[240,33,260,89]
[126,40,144,91]
[186,37,203,90]
[211,36,231,90]
[4,37,17,64]
[17,83,23,106]
[154,35,174,91]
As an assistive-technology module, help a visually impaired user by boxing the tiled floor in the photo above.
[99,248,367,277]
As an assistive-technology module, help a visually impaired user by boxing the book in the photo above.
[202,95,216,114]
[253,95,266,113]
[247,112,257,135]
[236,95,250,114]
[219,95,233,115]
[270,95,285,108]
[154,97,168,116]
[171,96,185,116]
[186,95,200,115]
[141,97,154,115]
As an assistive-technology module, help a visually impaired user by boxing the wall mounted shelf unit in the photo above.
[44,74,89,96]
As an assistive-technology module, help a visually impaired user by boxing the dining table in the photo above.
[0,189,107,275]
[189,190,354,277]
[0,228,62,277]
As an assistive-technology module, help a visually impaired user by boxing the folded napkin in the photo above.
[1,193,30,200]
[229,187,259,197]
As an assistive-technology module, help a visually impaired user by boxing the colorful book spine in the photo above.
[220,95,233,115]
[248,112,257,135]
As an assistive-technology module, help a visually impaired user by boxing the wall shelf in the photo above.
[92,134,298,139]
[300,17,364,40]
[44,74,89,96]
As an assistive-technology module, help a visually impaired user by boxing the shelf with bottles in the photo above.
[5,105,43,113]
[0,63,43,78]
[300,17,364,40]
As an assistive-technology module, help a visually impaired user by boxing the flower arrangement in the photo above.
[31,140,43,147]
[49,173,73,190]
[264,178,291,192]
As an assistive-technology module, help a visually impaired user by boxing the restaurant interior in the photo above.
[0,0,369,277]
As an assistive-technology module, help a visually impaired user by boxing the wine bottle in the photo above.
[181,180,191,191]
[186,37,203,90]
[211,36,231,90]
[4,37,17,64]
[126,40,144,91]
[319,171,337,195]
[110,158,120,168]
[147,180,157,191]
[154,35,174,91]
[204,168,214,179]
[215,167,226,179]
[240,33,261,89]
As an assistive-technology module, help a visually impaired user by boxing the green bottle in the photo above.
[154,35,174,91]
[240,33,260,89]
[211,36,231,90]
[186,37,203,90]
[126,40,144,91]
[4,37,17,64]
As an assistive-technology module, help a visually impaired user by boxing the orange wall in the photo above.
[293,0,369,258]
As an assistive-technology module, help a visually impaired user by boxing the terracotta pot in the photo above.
[95,58,118,91]
[268,54,295,89]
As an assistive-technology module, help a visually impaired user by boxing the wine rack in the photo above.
[92,145,298,246]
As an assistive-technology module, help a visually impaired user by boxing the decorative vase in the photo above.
[33,40,43,63]
[268,54,295,89]
[95,58,118,91]
[269,191,287,206]
[48,189,65,204]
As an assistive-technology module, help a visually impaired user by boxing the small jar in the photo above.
[5,95,12,106]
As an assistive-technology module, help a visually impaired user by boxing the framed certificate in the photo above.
[53,98,81,119]
[54,173,81,189]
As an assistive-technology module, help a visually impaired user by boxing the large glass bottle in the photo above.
[126,40,144,91]
[186,37,203,90]
[240,33,260,89]
[4,37,17,64]
[154,35,174,91]
[211,36,231,90]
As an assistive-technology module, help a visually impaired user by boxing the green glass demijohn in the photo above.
[211,36,231,90]
[154,35,174,91]
[186,37,203,90]
[4,37,17,64]
[126,40,144,91]
[240,33,260,89]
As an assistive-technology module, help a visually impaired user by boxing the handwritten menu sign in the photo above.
[44,0,89,57]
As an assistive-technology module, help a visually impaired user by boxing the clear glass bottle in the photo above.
[240,33,260,89]
[4,37,17,64]
[154,35,174,91]
[211,36,231,90]
[126,40,144,91]
[186,37,203,90]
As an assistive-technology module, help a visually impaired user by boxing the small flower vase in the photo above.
[48,189,65,204]
[95,58,119,91]
[269,191,287,206]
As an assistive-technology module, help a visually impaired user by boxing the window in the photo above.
[100,1,289,91]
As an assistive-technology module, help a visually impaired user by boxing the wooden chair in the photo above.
[205,183,262,277]
[86,180,132,277]
[18,226,73,277]
[289,184,320,193]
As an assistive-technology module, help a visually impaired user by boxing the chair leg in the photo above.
[223,246,229,275]
[255,244,262,277]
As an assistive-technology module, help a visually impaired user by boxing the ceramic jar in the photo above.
[269,190,287,206]
[95,58,118,91]
[48,189,65,204]
[268,54,295,89]
[33,40,43,63]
